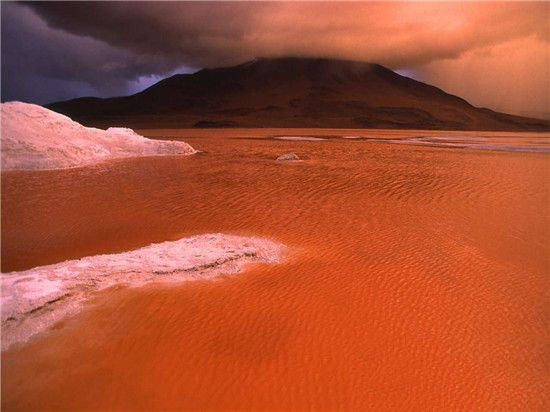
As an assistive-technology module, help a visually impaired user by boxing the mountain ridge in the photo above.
[46,57,549,131]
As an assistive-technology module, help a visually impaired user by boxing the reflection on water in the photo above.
[2,129,549,411]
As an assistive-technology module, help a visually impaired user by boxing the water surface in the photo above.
[2,129,549,411]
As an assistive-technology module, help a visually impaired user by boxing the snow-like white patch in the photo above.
[273,136,327,141]
[385,137,550,153]
[425,136,491,143]
[276,152,301,161]
[1,233,286,350]
[1,101,196,170]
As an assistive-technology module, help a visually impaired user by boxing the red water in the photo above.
[2,129,549,410]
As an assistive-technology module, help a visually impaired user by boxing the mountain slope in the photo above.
[47,57,549,131]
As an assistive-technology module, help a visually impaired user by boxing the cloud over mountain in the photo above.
[2,1,549,116]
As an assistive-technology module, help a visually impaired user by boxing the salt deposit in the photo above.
[386,137,550,153]
[273,136,326,141]
[276,152,301,161]
[1,101,196,170]
[1,233,285,350]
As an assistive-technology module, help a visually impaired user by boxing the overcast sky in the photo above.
[2,1,548,118]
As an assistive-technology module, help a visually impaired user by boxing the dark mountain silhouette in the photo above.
[47,57,549,131]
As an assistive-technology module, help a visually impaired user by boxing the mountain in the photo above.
[47,57,549,131]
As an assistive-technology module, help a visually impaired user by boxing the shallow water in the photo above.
[2,129,549,410]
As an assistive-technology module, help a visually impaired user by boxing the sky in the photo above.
[1,1,549,119]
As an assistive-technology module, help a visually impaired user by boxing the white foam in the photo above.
[1,233,286,350]
[1,101,197,170]
[274,136,327,141]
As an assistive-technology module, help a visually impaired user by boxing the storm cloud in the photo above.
[2,1,549,116]
[1,2,192,103]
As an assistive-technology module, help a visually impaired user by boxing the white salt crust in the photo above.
[273,136,326,141]
[1,101,196,170]
[1,234,286,350]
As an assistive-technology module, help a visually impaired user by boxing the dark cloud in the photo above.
[2,1,548,116]
[1,2,193,103]
[23,1,549,67]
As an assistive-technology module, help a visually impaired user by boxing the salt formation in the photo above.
[1,233,286,350]
[276,152,301,161]
[387,136,550,153]
[273,136,326,141]
[1,101,196,170]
